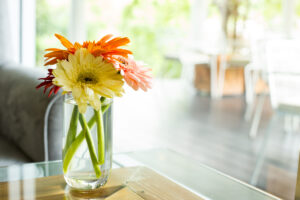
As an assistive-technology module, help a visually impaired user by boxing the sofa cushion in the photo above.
[0,64,63,162]
[0,135,31,167]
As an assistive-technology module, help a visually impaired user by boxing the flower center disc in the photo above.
[78,73,98,84]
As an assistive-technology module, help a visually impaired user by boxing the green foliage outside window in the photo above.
[36,0,189,78]
[296,0,300,16]
[36,0,291,77]
[36,0,70,66]
[120,0,190,78]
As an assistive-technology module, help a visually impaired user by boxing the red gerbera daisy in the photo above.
[36,69,60,97]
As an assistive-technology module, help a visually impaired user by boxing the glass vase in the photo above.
[62,94,112,190]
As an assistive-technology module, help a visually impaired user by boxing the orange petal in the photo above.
[91,48,106,57]
[55,34,74,49]
[74,42,82,49]
[68,48,76,54]
[44,53,68,61]
[96,34,113,45]
[108,49,132,54]
[82,41,91,48]
[45,48,63,51]
[44,57,53,61]
[44,59,58,66]
[103,37,130,49]
[87,43,95,52]
[44,50,68,58]
[102,51,130,58]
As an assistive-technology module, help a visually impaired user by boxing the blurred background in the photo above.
[0,0,300,199]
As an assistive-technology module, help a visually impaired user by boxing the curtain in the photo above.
[0,0,11,64]
[0,0,20,65]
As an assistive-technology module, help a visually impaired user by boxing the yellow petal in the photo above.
[89,94,101,111]
[52,48,125,114]
[77,101,87,114]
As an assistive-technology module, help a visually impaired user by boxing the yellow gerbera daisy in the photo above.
[53,48,124,113]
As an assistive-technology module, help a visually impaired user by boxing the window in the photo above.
[35,0,300,73]
[35,0,190,78]
[36,0,70,66]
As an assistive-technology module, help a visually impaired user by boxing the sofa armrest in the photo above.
[0,64,63,162]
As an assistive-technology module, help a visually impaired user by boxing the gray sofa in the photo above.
[0,63,63,166]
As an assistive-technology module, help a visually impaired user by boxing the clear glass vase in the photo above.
[62,94,112,190]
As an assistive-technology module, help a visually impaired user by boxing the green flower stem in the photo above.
[101,104,110,116]
[94,106,105,165]
[101,104,110,112]
[63,105,79,157]
[79,114,101,178]
[63,104,111,174]
[63,115,96,173]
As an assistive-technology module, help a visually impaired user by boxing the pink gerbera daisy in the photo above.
[116,57,152,91]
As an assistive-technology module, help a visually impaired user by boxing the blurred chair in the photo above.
[244,39,267,122]
[267,40,300,108]
[250,39,300,186]
[248,39,300,138]
[178,39,228,98]
[178,45,210,93]
[266,39,300,135]
[179,37,250,98]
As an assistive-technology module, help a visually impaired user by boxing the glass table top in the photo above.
[0,148,281,200]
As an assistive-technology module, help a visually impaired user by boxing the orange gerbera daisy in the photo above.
[44,34,132,66]
[116,56,152,91]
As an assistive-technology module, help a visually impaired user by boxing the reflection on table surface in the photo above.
[0,149,281,200]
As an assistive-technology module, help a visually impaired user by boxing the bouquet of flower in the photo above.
[37,34,152,179]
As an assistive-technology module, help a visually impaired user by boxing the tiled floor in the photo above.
[113,79,299,200]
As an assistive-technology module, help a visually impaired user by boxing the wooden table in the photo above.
[0,166,203,200]
[0,149,283,200]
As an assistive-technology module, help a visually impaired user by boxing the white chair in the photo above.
[178,41,226,98]
[250,39,300,186]
[244,39,267,121]
[267,40,300,134]
[266,40,300,109]
[217,39,250,99]
[248,39,300,138]
[178,45,211,91]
